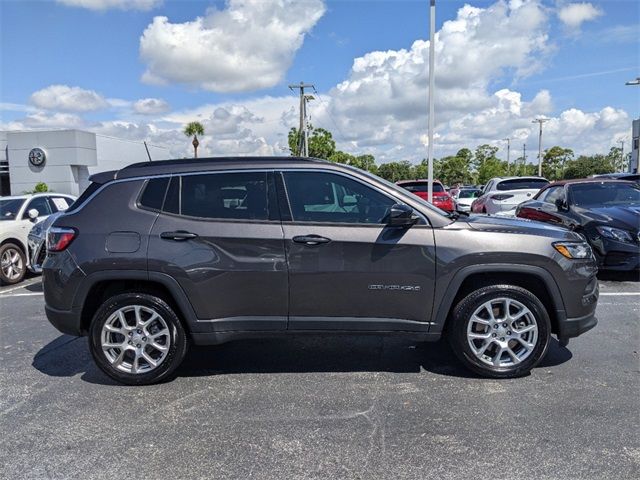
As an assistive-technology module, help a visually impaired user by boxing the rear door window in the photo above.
[178,172,269,220]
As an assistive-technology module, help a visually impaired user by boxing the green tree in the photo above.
[542,146,574,180]
[563,155,615,179]
[350,154,378,174]
[377,161,414,182]
[288,125,336,159]
[477,158,507,184]
[606,146,627,173]
[183,121,205,158]
[473,144,499,171]
[328,151,355,165]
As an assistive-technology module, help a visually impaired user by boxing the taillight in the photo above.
[47,227,77,252]
[491,194,514,201]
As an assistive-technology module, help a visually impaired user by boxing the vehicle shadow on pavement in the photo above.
[32,335,572,385]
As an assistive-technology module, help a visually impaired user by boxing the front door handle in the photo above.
[292,235,331,246]
[160,231,198,241]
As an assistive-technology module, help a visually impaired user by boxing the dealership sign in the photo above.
[28,148,46,168]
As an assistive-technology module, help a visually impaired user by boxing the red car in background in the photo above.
[396,180,456,212]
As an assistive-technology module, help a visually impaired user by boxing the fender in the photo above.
[71,269,199,325]
[430,263,567,334]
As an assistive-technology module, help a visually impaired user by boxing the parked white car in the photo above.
[453,188,482,212]
[471,177,549,215]
[0,193,75,284]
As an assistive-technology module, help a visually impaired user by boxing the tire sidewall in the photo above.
[89,293,188,385]
[449,285,551,378]
[0,243,26,285]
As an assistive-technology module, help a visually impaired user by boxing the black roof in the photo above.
[111,156,329,180]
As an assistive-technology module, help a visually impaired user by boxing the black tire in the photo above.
[89,293,188,386]
[0,243,26,285]
[447,285,551,378]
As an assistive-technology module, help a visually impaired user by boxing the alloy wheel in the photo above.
[1,248,24,282]
[466,297,539,367]
[100,305,171,374]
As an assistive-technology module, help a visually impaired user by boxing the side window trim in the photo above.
[279,168,427,226]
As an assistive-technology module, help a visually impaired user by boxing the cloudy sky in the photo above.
[1,0,638,163]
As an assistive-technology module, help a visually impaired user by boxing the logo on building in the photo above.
[28,148,46,168]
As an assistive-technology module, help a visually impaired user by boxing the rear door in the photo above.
[279,169,436,332]
[147,170,288,331]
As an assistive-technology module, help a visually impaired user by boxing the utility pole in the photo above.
[522,143,527,175]
[503,138,510,174]
[532,118,549,177]
[618,139,625,172]
[289,81,315,157]
[427,0,436,203]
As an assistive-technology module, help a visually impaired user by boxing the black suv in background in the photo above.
[44,157,598,385]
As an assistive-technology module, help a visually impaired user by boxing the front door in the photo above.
[279,170,436,332]
[147,171,288,332]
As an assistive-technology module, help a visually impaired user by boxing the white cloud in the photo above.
[139,0,326,92]
[23,111,85,129]
[558,3,603,29]
[57,0,162,11]
[30,85,108,112]
[133,98,170,115]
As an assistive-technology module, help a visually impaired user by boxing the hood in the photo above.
[463,214,579,240]
[573,204,640,231]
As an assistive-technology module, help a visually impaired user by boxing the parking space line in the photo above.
[599,292,640,296]
[0,292,44,297]
[0,278,42,295]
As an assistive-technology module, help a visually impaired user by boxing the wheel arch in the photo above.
[75,271,197,334]
[433,264,566,337]
[1,237,27,254]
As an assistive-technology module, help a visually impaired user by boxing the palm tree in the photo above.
[184,121,205,158]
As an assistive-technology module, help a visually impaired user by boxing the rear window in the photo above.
[496,179,549,191]
[64,182,101,213]
[139,177,169,211]
[458,189,481,198]
[400,182,445,193]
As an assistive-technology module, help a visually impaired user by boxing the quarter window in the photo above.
[139,178,169,211]
[179,172,269,220]
[283,171,396,224]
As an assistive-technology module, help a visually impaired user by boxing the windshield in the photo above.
[496,179,549,191]
[398,182,445,193]
[458,189,481,198]
[0,199,26,221]
[570,182,640,207]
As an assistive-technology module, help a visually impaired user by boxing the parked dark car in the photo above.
[516,179,640,271]
[592,172,640,182]
[396,179,455,211]
[44,157,598,385]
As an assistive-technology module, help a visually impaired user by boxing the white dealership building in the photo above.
[0,129,170,196]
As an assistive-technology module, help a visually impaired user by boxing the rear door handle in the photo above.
[292,235,331,245]
[160,231,198,241]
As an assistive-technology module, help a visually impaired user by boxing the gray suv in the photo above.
[43,157,598,385]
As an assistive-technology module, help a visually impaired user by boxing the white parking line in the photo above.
[0,292,44,297]
[599,292,640,296]
[0,278,42,295]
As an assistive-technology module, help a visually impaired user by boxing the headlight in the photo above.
[553,241,593,259]
[596,226,636,244]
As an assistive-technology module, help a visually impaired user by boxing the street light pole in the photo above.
[427,0,435,203]
[619,139,625,172]
[532,118,549,177]
[503,138,510,174]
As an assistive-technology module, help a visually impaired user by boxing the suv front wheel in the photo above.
[89,293,188,385]
[448,285,551,378]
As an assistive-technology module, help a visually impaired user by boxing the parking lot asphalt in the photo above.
[0,276,638,480]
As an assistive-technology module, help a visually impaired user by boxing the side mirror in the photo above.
[28,209,39,220]
[555,198,568,211]
[387,204,418,228]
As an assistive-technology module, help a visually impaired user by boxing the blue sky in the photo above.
[1,0,638,161]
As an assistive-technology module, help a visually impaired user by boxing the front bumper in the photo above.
[557,311,598,340]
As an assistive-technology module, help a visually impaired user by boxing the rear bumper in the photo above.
[45,304,83,336]
[557,311,597,340]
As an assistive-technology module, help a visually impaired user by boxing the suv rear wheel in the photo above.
[89,293,188,385]
[448,285,551,378]
[0,243,26,285]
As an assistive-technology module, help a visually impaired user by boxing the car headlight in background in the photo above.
[553,241,593,259]
[596,226,636,244]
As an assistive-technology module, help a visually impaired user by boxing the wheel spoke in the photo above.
[506,346,521,364]
[514,324,536,334]
[515,337,535,350]
[141,350,158,367]
[471,314,491,326]
[102,342,124,350]
[141,312,159,329]
[468,332,491,340]
[150,341,168,352]
[492,347,505,366]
